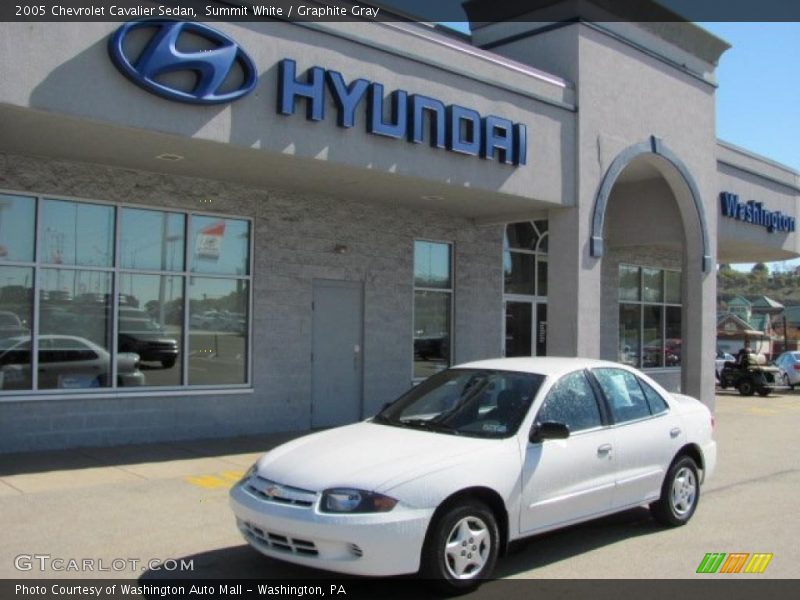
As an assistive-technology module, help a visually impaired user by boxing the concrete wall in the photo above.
[0,20,575,206]
[0,152,503,452]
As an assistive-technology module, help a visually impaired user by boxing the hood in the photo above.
[255,421,504,493]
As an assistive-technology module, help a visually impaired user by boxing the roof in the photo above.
[455,356,622,378]
[727,295,752,308]
[751,296,784,310]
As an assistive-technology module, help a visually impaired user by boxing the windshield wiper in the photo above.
[397,419,462,435]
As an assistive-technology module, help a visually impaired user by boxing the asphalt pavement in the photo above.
[0,392,797,582]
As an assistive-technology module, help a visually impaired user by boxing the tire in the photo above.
[757,388,771,397]
[738,379,755,396]
[650,456,700,527]
[783,374,794,390]
[161,357,177,369]
[420,500,499,594]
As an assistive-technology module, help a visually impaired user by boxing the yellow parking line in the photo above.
[185,471,244,490]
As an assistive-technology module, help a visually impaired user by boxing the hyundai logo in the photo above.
[109,20,258,105]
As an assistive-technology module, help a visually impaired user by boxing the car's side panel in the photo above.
[519,428,616,534]
[611,413,684,507]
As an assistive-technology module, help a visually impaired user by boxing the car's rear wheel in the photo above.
[421,500,499,594]
[651,455,699,527]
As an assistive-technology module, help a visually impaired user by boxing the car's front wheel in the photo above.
[651,455,699,527]
[421,500,499,594]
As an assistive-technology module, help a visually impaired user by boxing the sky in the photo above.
[440,20,799,272]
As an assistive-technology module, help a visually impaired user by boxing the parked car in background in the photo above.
[118,310,179,369]
[0,335,144,389]
[230,357,716,592]
[715,350,735,381]
[0,310,28,339]
[774,351,800,389]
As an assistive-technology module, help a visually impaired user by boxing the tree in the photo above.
[752,263,769,277]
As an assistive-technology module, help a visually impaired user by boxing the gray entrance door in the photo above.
[311,279,364,428]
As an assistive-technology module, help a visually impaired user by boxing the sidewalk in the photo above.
[0,430,304,496]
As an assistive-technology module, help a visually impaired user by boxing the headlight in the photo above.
[321,488,398,513]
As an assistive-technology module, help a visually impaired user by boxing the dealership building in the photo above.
[1,1,799,452]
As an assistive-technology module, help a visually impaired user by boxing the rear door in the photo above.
[591,368,683,508]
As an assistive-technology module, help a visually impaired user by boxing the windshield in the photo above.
[375,368,545,439]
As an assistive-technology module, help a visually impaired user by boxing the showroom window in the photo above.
[413,240,453,380]
[618,265,681,369]
[0,192,252,394]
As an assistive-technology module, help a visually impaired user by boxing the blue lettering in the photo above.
[482,116,514,164]
[278,59,325,121]
[514,123,527,166]
[447,105,481,156]
[325,71,369,128]
[367,84,407,139]
[409,95,446,148]
[720,192,738,217]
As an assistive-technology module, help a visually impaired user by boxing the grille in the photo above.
[242,521,319,556]
[244,475,317,508]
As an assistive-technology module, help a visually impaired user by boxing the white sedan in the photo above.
[229,358,716,592]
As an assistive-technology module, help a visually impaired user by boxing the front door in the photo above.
[311,280,364,428]
[504,301,547,357]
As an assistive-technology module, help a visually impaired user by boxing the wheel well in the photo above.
[674,443,704,472]
[425,487,510,556]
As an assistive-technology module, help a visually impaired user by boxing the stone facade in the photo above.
[0,153,503,452]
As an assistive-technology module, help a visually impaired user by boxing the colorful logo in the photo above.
[696,552,773,574]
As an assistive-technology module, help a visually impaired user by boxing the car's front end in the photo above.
[229,466,433,576]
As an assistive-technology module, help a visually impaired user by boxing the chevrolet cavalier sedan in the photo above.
[229,358,716,592]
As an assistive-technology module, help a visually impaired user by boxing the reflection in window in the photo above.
[189,277,249,385]
[0,194,36,262]
[39,199,114,267]
[39,269,112,389]
[537,370,601,432]
[504,252,535,295]
[414,241,452,379]
[0,266,33,390]
[618,265,681,369]
[118,274,183,386]
[120,208,185,271]
[190,216,250,276]
[619,304,640,367]
[1,194,253,395]
[414,241,451,289]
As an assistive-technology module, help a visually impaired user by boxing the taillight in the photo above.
[711,415,715,431]
[792,364,800,371]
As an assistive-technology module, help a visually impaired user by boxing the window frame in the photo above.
[587,367,671,427]
[618,264,682,371]
[0,188,254,400]
[412,239,454,383]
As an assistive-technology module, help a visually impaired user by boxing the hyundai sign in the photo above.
[109,20,527,167]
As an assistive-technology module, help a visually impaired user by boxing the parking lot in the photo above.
[0,391,797,583]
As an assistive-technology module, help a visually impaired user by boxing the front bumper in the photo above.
[229,481,433,577]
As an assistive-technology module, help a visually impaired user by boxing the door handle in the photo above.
[670,427,682,438]
[597,444,613,456]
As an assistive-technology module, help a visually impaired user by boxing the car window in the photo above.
[638,377,669,415]
[536,370,602,433]
[592,368,651,423]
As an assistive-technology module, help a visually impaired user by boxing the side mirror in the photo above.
[529,421,570,444]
